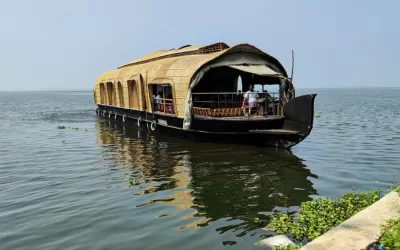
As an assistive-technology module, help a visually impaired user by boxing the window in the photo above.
[127,80,139,109]
[99,83,106,104]
[106,82,115,105]
[117,82,124,107]
[151,84,174,114]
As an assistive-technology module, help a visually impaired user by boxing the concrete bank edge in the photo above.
[300,191,400,250]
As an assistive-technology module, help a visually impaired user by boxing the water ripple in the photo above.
[0,90,399,250]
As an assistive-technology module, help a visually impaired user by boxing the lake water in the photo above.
[1,89,399,250]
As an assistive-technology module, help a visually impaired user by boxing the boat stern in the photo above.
[283,93,317,138]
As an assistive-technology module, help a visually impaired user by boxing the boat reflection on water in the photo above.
[95,120,318,232]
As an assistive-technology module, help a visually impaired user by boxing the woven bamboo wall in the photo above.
[94,53,225,117]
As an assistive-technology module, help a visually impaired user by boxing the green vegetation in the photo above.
[274,244,302,250]
[268,186,399,249]
[379,218,400,250]
[268,188,381,242]
[314,114,321,118]
[57,125,66,129]
[375,186,400,249]
[129,178,135,186]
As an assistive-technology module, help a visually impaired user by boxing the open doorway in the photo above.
[127,80,139,109]
[191,65,282,117]
[117,82,124,107]
[192,66,242,109]
[99,83,106,104]
[150,84,175,114]
[106,82,115,105]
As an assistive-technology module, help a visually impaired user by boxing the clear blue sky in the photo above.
[1,0,399,91]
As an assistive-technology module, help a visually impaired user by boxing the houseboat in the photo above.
[93,42,316,148]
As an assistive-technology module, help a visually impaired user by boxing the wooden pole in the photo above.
[162,86,166,112]
[291,49,294,82]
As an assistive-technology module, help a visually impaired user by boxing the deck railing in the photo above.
[192,92,281,116]
[154,98,175,114]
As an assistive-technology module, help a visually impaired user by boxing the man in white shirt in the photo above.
[242,84,259,110]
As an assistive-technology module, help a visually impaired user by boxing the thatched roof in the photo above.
[94,42,287,86]
[118,43,229,68]
[94,42,288,118]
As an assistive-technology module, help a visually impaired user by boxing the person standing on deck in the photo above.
[155,91,162,103]
[242,84,258,111]
[280,80,289,105]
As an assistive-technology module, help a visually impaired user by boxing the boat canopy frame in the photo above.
[183,52,287,130]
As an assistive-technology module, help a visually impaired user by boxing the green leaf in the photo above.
[266,188,382,242]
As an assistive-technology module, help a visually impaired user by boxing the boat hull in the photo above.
[96,94,316,149]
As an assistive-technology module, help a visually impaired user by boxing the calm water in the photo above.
[1,89,399,250]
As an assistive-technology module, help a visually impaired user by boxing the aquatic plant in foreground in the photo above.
[378,218,400,250]
[368,186,400,250]
[274,244,302,250]
[267,188,381,242]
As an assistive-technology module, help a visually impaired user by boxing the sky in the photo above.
[0,0,399,91]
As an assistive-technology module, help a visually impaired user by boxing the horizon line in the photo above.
[1,86,400,92]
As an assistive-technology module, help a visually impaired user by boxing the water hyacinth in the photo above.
[267,189,381,241]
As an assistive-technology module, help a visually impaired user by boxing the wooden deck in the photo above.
[194,115,284,121]
[248,129,300,135]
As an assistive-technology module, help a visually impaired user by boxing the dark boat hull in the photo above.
[96,94,316,149]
